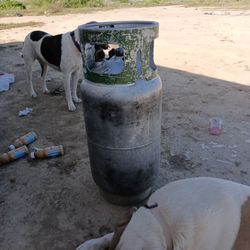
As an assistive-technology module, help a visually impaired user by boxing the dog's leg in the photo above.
[23,39,37,98]
[63,72,76,111]
[71,69,82,103]
[40,63,50,94]
[25,62,37,98]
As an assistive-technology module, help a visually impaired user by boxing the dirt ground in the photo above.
[0,5,250,250]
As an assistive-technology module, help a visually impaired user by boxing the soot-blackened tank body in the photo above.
[78,21,162,205]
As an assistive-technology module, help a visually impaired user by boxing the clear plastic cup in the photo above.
[209,117,223,135]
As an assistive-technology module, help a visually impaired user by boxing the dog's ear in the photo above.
[108,208,135,250]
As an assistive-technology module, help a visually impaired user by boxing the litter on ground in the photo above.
[19,107,33,117]
[0,73,15,92]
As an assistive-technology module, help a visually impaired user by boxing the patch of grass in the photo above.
[64,0,104,8]
[22,0,105,12]
[0,0,26,9]
[0,0,249,16]
[0,21,44,30]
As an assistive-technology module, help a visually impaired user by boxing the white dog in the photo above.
[76,177,250,250]
[22,29,82,111]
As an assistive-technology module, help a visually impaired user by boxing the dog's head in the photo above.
[76,206,168,250]
[109,207,167,250]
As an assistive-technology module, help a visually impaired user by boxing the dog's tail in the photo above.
[20,42,24,58]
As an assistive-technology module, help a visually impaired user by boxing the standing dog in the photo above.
[76,177,250,250]
[22,29,82,111]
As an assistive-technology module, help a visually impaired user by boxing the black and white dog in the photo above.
[22,29,83,111]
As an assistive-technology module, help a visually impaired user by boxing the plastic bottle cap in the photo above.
[8,144,15,151]
[30,152,35,159]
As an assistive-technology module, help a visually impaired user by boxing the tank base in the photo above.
[101,187,152,206]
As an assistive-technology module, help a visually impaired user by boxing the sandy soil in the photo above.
[0,5,250,250]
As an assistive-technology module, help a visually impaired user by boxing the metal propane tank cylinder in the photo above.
[78,21,162,205]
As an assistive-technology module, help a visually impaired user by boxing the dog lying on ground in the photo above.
[76,177,250,250]
[22,28,82,111]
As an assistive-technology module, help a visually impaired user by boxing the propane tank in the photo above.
[79,21,162,205]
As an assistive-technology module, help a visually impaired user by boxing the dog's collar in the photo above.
[145,203,173,250]
[144,203,158,209]
[70,31,81,53]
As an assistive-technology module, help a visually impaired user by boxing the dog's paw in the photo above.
[68,102,76,112]
[73,97,82,103]
[31,92,37,98]
[43,88,50,94]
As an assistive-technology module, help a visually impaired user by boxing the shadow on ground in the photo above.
[1,42,250,250]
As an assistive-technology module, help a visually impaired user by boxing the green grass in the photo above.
[0,0,249,17]
[0,0,26,9]
[0,21,44,30]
